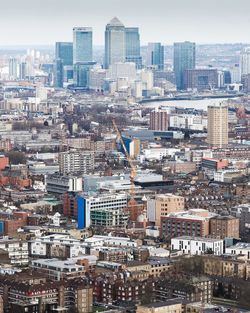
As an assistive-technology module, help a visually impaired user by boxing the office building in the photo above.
[183,68,218,90]
[46,174,83,195]
[240,47,250,76]
[19,62,27,80]
[171,236,224,256]
[105,17,126,68]
[55,42,73,81]
[150,108,169,131]
[108,62,137,80]
[8,57,18,80]
[56,42,73,66]
[73,27,92,64]
[210,216,239,239]
[59,149,94,175]
[147,42,164,70]
[125,27,142,68]
[73,27,93,87]
[161,209,212,241]
[54,58,64,88]
[174,41,196,90]
[147,194,185,226]
[207,103,228,148]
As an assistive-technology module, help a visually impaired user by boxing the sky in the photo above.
[0,0,250,46]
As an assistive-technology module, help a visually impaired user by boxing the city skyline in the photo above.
[0,0,250,46]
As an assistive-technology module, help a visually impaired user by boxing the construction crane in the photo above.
[112,119,137,200]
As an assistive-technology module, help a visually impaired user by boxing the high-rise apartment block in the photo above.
[174,41,196,90]
[150,109,168,131]
[59,150,94,175]
[147,42,164,70]
[207,103,228,148]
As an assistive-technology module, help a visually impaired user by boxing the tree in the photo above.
[6,151,26,164]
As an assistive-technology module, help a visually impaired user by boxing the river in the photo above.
[141,97,239,111]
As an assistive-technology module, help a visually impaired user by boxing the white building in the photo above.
[29,234,87,258]
[89,67,107,91]
[45,174,82,194]
[169,114,207,131]
[171,236,224,256]
[240,47,250,75]
[226,242,250,259]
[0,237,28,265]
[107,62,136,81]
[140,69,154,90]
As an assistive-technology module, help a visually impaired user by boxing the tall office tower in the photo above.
[55,42,73,81]
[174,41,196,90]
[149,108,168,131]
[19,62,27,80]
[73,27,93,87]
[240,47,250,76]
[207,103,228,148]
[105,17,126,69]
[125,27,142,69]
[147,43,164,70]
[54,59,64,88]
[8,57,18,80]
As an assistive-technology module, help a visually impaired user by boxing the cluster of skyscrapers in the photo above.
[54,17,168,89]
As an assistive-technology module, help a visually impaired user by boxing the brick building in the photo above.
[210,216,240,239]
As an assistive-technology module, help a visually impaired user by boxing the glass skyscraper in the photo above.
[73,27,93,87]
[54,59,64,88]
[174,41,196,90]
[55,42,73,66]
[125,27,142,69]
[55,42,73,83]
[73,27,93,63]
[105,17,125,69]
[147,43,164,70]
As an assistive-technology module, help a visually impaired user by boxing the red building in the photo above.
[0,156,9,170]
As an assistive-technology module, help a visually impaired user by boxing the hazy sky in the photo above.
[1,0,250,46]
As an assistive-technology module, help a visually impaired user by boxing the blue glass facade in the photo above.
[174,41,196,90]
[125,27,142,69]
[148,43,164,70]
[54,59,64,88]
[73,27,93,64]
[55,42,73,66]
[77,196,86,229]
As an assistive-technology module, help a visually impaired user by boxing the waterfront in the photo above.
[142,97,240,111]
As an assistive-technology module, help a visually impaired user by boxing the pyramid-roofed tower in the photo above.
[107,16,124,27]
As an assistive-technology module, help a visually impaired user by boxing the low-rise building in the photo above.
[171,236,224,256]
[210,216,240,239]
[226,242,250,259]
[0,237,28,265]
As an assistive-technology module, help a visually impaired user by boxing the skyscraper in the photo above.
[56,42,73,66]
[55,42,73,83]
[240,47,250,76]
[147,43,164,70]
[105,17,126,69]
[125,27,142,69]
[73,27,93,87]
[54,59,64,88]
[8,57,18,80]
[174,41,196,90]
[207,103,228,148]
[73,27,93,64]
